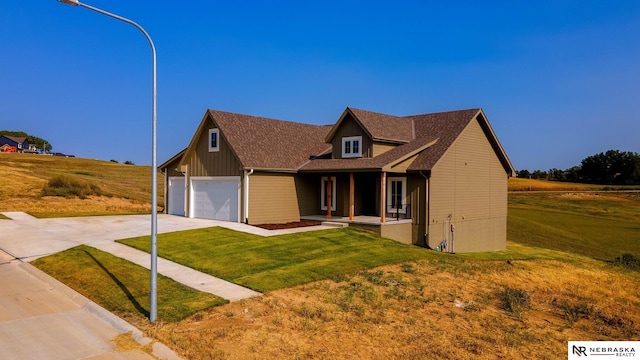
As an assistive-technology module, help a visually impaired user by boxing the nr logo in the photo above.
[573,345,588,356]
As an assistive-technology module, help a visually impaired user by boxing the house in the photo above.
[160,107,515,252]
[0,136,37,153]
[0,144,17,152]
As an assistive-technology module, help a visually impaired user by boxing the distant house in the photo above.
[160,107,515,252]
[0,136,37,153]
[0,144,17,152]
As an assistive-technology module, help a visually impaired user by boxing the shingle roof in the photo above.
[347,108,414,143]
[1,136,27,144]
[175,107,514,176]
[208,110,332,171]
[407,109,482,170]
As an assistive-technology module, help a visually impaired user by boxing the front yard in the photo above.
[117,227,435,292]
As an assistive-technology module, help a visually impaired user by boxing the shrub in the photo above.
[558,300,593,326]
[498,287,531,319]
[615,253,640,271]
[124,160,135,165]
[42,174,103,199]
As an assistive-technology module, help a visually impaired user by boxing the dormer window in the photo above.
[342,136,362,158]
[209,129,219,152]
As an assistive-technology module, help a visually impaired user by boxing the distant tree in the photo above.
[517,169,530,178]
[563,166,582,183]
[0,130,52,152]
[579,150,640,185]
[110,159,119,163]
[124,160,135,165]
[531,170,547,180]
[547,168,565,181]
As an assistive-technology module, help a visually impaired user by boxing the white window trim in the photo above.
[342,136,362,158]
[387,177,407,214]
[208,128,220,152]
[321,176,337,211]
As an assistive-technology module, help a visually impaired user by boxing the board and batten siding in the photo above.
[331,114,373,159]
[188,118,242,177]
[248,173,301,224]
[427,117,508,252]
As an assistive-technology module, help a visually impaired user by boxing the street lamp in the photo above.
[58,0,159,322]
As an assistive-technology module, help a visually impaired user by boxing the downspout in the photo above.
[244,169,254,224]
[419,171,430,249]
[162,169,167,214]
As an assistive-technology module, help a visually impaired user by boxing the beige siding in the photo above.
[188,117,242,177]
[248,173,301,224]
[389,154,418,173]
[331,114,373,158]
[427,118,508,252]
[372,142,396,157]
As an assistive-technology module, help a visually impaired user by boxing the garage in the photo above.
[190,176,240,221]
[167,177,185,216]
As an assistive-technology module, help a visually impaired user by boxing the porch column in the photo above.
[326,176,332,219]
[380,171,386,223]
[349,172,354,220]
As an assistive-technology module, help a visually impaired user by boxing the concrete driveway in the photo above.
[0,212,225,262]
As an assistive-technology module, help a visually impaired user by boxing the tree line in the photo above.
[0,130,52,152]
[518,150,640,185]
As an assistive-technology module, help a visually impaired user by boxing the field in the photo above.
[0,153,162,216]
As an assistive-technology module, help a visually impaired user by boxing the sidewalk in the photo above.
[0,249,180,360]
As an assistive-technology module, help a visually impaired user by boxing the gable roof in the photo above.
[304,108,515,176]
[181,109,332,171]
[325,107,414,144]
[407,108,514,175]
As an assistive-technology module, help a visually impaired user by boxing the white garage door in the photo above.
[190,177,240,221]
[167,177,185,216]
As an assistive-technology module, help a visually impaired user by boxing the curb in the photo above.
[18,260,182,360]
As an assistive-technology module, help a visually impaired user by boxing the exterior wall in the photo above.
[350,222,413,245]
[295,174,319,217]
[184,117,243,216]
[427,118,508,252]
[161,155,184,214]
[331,114,373,159]
[188,117,242,177]
[407,174,427,247]
[248,172,301,224]
[372,142,396,157]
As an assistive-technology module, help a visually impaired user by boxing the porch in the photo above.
[300,215,414,245]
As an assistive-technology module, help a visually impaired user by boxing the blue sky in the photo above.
[1,1,639,170]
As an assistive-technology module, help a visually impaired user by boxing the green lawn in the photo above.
[31,245,227,322]
[508,193,640,262]
[118,227,436,292]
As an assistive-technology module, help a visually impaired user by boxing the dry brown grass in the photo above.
[0,153,162,216]
[508,177,612,192]
[132,256,640,360]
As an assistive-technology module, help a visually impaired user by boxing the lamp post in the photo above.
[58,0,158,322]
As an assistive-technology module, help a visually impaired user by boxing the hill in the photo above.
[0,153,162,217]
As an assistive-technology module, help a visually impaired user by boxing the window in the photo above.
[321,176,337,210]
[387,177,406,213]
[342,136,362,158]
[208,129,219,152]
